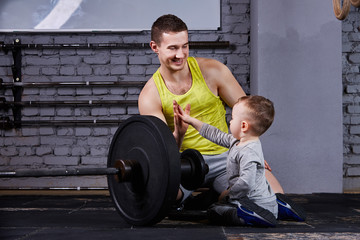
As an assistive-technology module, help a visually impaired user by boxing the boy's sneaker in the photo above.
[207,203,244,226]
[233,197,277,227]
[276,193,306,222]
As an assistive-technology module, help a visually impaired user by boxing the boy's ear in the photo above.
[241,121,249,132]
[150,41,158,54]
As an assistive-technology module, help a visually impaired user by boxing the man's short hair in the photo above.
[151,14,188,45]
[238,95,275,136]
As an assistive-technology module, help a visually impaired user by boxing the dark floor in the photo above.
[0,191,360,240]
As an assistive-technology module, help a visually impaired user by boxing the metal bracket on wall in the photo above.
[0,39,231,129]
[10,39,23,128]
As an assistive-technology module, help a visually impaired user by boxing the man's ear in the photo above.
[150,41,158,54]
[241,121,249,132]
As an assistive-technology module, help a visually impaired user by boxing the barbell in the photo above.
[0,115,209,226]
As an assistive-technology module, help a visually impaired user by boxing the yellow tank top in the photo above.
[153,57,228,155]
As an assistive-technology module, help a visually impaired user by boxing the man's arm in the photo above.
[138,78,189,149]
[196,57,246,108]
[138,78,166,121]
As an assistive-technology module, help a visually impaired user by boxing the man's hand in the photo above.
[173,100,190,148]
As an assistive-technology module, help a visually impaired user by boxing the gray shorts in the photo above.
[181,151,228,202]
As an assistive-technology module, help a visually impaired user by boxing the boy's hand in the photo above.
[218,189,230,203]
[174,100,203,132]
[264,160,272,172]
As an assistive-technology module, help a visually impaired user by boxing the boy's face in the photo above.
[230,101,248,139]
[150,30,189,72]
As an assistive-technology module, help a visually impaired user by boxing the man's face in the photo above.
[150,30,189,72]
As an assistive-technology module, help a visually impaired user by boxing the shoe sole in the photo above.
[234,198,277,227]
[276,193,306,221]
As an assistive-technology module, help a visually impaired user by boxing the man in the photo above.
[138,14,295,216]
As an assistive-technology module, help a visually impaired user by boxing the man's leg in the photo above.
[265,169,284,194]
[265,170,306,221]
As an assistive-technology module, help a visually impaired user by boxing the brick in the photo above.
[57,88,76,95]
[24,66,40,75]
[57,108,73,116]
[111,66,128,75]
[227,55,248,65]
[59,49,76,56]
[54,36,82,44]
[0,147,18,156]
[40,136,74,145]
[21,128,38,136]
[93,88,109,95]
[128,106,139,115]
[347,105,360,114]
[109,107,126,115]
[109,87,127,95]
[57,128,75,136]
[77,66,92,75]
[42,49,59,55]
[344,155,360,164]
[44,156,79,165]
[350,126,360,134]
[40,108,55,117]
[91,108,108,116]
[71,147,88,156]
[129,66,145,75]
[23,108,39,116]
[349,32,360,42]
[42,67,59,75]
[76,88,92,95]
[75,127,92,136]
[93,66,110,75]
[26,56,60,65]
[93,127,109,136]
[346,85,360,93]
[36,147,53,156]
[10,156,43,165]
[90,147,108,156]
[13,137,40,146]
[87,137,108,146]
[54,147,71,156]
[18,147,34,156]
[60,66,75,75]
[81,156,107,165]
[349,53,360,63]
[111,56,128,64]
[76,49,94,56]
[353,145,360,154]
[129,56,151,65]
[60,56,82,65]
[348,167,360,176]
[351,116,360,124]
[83,52,110,64]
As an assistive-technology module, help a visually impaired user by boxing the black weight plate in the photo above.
[107,115,180,226]
[180,149,207,190]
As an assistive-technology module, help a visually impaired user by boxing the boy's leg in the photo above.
[231,197,277,227]
[207,202,244,226]
[207,197,277,227]
[276,193,307,221]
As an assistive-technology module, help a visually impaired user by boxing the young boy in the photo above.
[175,95,279,227]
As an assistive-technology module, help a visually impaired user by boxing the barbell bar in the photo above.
[0,115,209,226]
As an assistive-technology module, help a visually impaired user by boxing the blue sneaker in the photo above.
[234,197,277,228]
[276,193,306,221]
